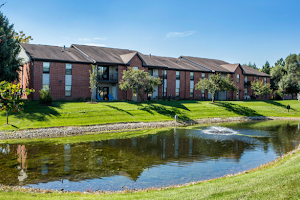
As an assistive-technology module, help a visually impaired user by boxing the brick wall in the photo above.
[233,66,244,100]
[27,61,91,100]
[167,70,176,97]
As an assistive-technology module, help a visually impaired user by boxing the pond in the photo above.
[0,120,300,192]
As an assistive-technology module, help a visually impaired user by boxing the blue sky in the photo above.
[2,0,300,68]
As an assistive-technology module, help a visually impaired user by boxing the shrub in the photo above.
[273,90,283,100]
[39,89,52,104]
[85,97,91,102]
[77,97,84,102]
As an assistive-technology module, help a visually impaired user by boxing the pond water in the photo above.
[0,120,300,192]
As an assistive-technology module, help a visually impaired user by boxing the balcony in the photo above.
[97,73,118,83]
[244,81,251,87]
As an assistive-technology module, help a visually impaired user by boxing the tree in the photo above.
[270,65,285,90]
[262,61,271,75]
[0,81,34,124]
[14,31,33,43]
[195,73,237,103]
[278,73,299,99]
[251,80,272,97]
[119,68,161,101]
[0,11,22,82]
[275,58,285,68]
[89,65,97,102]
[243,62,258,70]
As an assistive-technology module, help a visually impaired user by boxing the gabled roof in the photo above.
[139,54,210,71]
[220,64,240,73]
[180,56,230,73]
[71,44,136,65]
[120,52,138,65]
[241,65,271,77]
[20,43,92,63]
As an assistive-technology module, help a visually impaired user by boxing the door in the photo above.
[132,90,138,101]
[99,87,109,100]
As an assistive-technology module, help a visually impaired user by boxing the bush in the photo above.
[273,90,283,100]
[85,97,91,102]
[39,89,52,104]
[77,97,84,102]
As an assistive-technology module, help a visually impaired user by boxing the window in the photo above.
[202,73,205,79]
[43,62,50,73]
[65,64,72,96]
[244,88,247,95]
[163,75,167,97]
[190,72,194,80]
[42,74,50,90]
[201,91,205,98]
[236,90,239,100]
[66,64,72,75]
[176,71,180,80]
[264,77,267,85]
[176,88,179,97]
[163,70,167,79]
[148,69,153,76]
[98,66,109,80]
[176,79,180,97]
[237,74,240,83]
[133,67,138,70]
[190,88,194,98]
[244,76,247,83]
[43,62,50,90]
[256,76,259,81]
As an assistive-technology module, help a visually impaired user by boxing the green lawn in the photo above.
[1,100,299,131]
[1,146,299,199]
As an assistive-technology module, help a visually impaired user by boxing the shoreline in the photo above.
[0,116,300,140]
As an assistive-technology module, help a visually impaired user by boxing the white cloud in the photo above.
[85,43,107,47]
[93,37,107,40]
[166,31,196,38]
[79,38,91,41]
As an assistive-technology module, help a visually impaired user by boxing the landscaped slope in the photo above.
[0,100,299,131]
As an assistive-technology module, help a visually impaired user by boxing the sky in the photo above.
[1,0,300,68]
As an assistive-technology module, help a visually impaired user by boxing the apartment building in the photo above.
[18,43,271,101]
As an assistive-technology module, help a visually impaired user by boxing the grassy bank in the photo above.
[1,100,299,131]
[1,145,299,199]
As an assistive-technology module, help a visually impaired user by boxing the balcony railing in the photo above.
[244,81,251,87]
[97,73,118,83]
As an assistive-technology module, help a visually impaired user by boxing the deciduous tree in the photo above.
[195,73,237,103]
[119,68,161,101]
[14,31,33,43]
[0,81,34,124]
[251,80,272,97]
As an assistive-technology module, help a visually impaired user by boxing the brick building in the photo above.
[18,43,271,101]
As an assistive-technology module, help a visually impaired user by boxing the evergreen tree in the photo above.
[0,11,22,82]
[262,61,271,74]
[243,62,258,70]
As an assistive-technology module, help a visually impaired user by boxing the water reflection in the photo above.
[0,120,299,191]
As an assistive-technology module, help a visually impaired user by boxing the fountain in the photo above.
[202,126,238,135]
